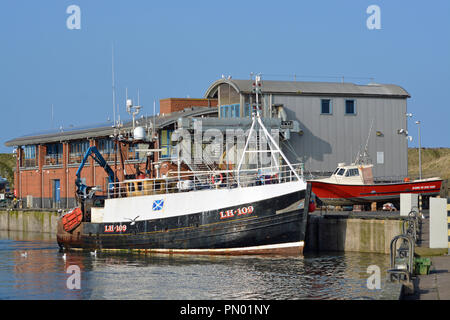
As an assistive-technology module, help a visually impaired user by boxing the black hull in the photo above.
[57,189,307,255]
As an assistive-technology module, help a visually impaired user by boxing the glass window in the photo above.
[244,103,252,117]
[345,100,356,115]
[23,145,37,167]
[337,168,345,176]
[321,99,332,114]
[45,143,63,165]
[24,145,36,159]
[160,129,173,159]
[69,140,89,163]
[232,104,240,117]
[98,139,113,154]
[97,139,115,161]
[220,104,241,118]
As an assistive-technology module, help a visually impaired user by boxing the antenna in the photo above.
[355,119,374,165]
[112,43,116,127]
[126,89,142,130]
[153,100,156,136]
[51,104,54,128]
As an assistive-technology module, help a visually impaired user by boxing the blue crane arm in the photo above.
[75,146,117,196]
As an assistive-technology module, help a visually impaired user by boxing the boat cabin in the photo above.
[322,162,374,185]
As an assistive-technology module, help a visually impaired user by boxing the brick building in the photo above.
[5,98,217,209]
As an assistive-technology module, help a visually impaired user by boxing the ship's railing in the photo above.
[106,163,305,199]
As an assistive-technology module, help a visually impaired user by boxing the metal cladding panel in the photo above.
[275,95,408,179]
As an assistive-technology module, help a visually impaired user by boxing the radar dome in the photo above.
[133,126,146,141]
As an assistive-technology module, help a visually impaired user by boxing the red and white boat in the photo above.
[309,162,443,207]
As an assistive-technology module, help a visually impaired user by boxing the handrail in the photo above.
[107,163,305,199]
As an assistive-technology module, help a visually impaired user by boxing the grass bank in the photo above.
[408,148,450,181]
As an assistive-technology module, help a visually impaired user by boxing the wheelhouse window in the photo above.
[321,99,332,114]
[345,168,359,177]
[23,145,37,167]
[336,168,345,176]
[345,99,356,115]
[45,143,63,165]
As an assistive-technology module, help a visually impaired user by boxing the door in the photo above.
[52,179,60,208]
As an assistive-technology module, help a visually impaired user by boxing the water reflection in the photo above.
[0,230,399,300]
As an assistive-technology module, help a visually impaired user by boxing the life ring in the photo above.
[211,173,223,185]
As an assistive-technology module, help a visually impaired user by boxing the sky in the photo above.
[0,0,449,153]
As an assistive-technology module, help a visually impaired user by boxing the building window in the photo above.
[220,104,240,118]
[160,129,173,159]
[321,99,332,114]
[45,143,63,165]
[23,145,37,167]
[98,139,114,161]
[345,99,356,115]
[69,140,90,164]
[244,103,253,117]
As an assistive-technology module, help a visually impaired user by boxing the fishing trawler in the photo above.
[57,76,311,255]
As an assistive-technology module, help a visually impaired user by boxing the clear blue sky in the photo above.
[1,0,449,153]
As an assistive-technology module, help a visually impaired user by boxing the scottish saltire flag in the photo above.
[152,199,164,211]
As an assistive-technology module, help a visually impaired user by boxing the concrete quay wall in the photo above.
[0,209,59,234]
[305,214,403,254]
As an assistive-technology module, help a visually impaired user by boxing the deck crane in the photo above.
[75,146,117,201]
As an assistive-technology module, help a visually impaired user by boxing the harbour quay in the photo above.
[305,211,405,254]
[1,76,448,300]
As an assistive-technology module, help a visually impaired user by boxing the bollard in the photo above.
[387,234,414,283]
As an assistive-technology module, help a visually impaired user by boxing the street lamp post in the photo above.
[415,120,422,180]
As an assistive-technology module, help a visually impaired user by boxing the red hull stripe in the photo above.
[310,179,443,202]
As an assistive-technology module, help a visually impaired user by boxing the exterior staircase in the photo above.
[178,142,220,186]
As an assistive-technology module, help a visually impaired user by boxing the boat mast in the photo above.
[354,119,374,165]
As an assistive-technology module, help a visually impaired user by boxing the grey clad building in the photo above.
[204,78,411,179]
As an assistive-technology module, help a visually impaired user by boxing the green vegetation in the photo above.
[408,148,450,181]
[0,153,15,189]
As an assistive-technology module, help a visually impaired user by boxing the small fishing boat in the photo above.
[309,161,442,207]
[309,121,443,208]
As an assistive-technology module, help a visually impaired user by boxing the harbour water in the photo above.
[0,230,401,300]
